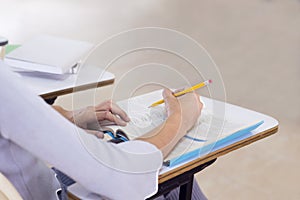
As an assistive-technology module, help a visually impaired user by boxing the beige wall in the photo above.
[1,0,299,122]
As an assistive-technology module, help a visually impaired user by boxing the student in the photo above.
[0,61,207,200]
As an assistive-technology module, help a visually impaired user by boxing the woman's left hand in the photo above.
[53,100,130,138]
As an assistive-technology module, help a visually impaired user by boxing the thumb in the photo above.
[172,87,185,94]
[162,88,176,102]
[162,88,180,116]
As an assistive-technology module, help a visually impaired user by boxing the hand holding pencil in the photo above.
[149,80,212,108]
[161,87,203,133]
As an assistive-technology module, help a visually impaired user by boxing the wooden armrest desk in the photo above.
[5,44,115,101]
[22,66,276,200]
[147,97,279,200]
[67,97,278,200]
[16,65,115,101]
[148,125,278,200]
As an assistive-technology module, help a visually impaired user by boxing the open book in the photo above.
[5,35,93,74]
[99,90,263,167]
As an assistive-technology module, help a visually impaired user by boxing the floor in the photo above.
[1,0,300,199]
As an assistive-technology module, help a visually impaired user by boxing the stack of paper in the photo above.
[5,35,94,74]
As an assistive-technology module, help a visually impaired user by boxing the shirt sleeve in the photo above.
[0,61,163,200]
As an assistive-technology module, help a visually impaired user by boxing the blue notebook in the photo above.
[165,120,264,167]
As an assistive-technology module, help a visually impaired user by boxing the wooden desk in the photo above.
[147,100,279,200]
[147,125,278,199]
[67,91,278,200]
[14,64,115,100]
[5,44,115,100]
[160,125,278,183]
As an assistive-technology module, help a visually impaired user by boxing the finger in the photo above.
[196,94,203,111]
[99,120,117,126]
[172,87,185,94]
[190,91,201,103]
[183,92,203,113]
[94,100,109,111]
[110,102,130,122]
[96,100,130,122]
[96,111,127,126]
[84,129,104,139]
[163,88,177,103]
[163,89,180,115]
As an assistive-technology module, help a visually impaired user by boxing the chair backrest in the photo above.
[0,173,23,200]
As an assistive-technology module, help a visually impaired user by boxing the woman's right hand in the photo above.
[163,88,203,134]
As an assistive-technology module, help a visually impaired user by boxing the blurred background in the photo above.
[1,0,299,199]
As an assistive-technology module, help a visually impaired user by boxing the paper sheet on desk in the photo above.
[100,90,262,162]
[4,35,93,74]
[15,70,71,80]
[9,63,80,80]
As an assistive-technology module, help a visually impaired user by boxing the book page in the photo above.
[115,97,167,140]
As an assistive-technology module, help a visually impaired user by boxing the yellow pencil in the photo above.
[149,79,212,108]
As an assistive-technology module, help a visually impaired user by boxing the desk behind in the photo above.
[14,65,115,99]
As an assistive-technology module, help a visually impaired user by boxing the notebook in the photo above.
[4,35,94,74]
[98,89,264,166]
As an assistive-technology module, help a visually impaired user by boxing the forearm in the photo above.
[136,113,187,158]
[52,105,72,121]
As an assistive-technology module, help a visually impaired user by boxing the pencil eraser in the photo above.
[209,79,212,83]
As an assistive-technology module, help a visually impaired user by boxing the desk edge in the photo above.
[158,125,278,183]
[40,79,115,99]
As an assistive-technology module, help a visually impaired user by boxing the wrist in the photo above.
[167,113,188,137]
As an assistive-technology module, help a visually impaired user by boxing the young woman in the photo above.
[0,61,207,200]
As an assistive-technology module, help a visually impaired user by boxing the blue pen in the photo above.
[184,135,207,142]
[103,130,129,142]
[103,131,115,139]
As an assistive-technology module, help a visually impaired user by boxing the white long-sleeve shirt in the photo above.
[0,61,163,200]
